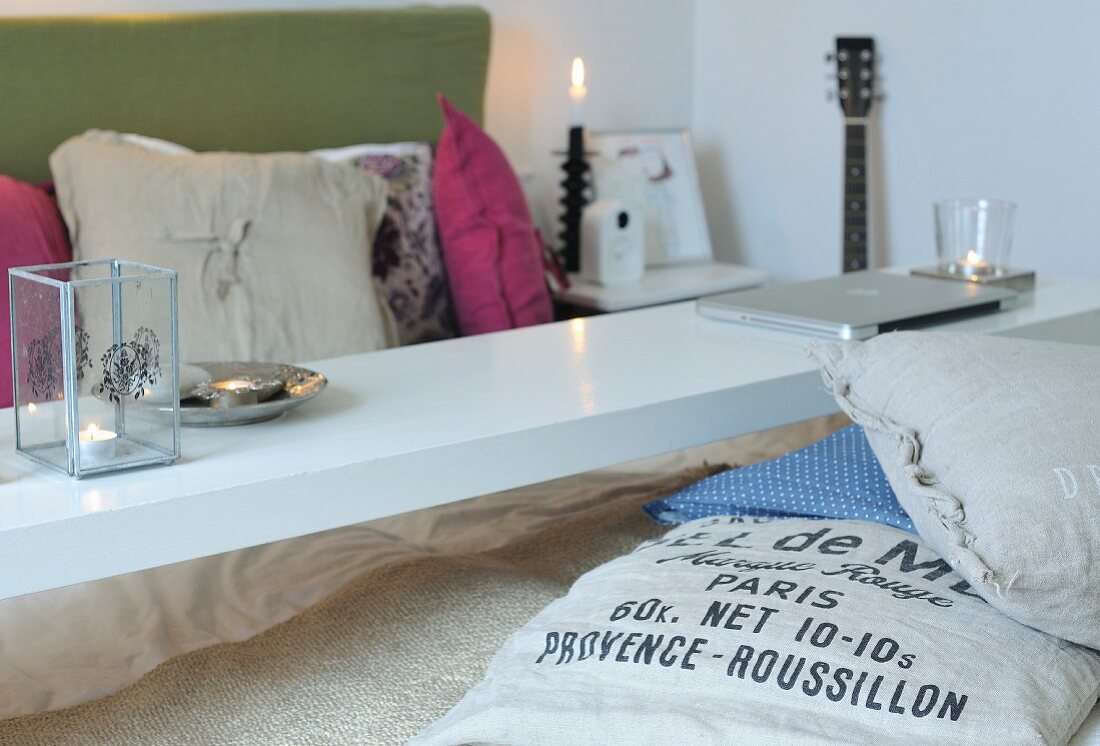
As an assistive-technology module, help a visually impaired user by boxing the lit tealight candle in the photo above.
[569,56,587,127]
[210,379,259,408]
[957,249,993,277]
[79,423,118,463]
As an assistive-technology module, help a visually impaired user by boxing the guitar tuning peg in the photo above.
[826,90,837,102]
[825,52,834,62]
[873,92,886,101]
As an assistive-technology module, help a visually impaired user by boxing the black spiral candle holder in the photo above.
[558,126,591,273]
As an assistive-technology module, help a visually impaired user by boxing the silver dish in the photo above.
[177,362,327,427]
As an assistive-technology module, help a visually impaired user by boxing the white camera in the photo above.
[579,199,644,286]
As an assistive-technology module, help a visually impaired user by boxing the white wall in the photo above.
[0,0,694,233]
[694,0,1100,281]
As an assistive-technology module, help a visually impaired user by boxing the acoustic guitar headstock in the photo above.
[828,37,879,118]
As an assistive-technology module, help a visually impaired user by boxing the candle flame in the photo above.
[87,423,99,437]
[966,250,982,264]
[571,57,585,88]
[27,402,36,414]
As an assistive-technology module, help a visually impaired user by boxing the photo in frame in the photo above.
[588,129,713,266]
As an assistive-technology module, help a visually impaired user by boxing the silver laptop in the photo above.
[696,270,1018,340]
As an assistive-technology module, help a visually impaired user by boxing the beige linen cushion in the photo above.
[413,516,1100,745]
[810,332,1100,648]
[51,130,395,363]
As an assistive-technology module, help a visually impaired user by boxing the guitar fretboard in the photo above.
[842,121,868,273]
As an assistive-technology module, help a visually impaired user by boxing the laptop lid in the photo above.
[696,271,1018,340]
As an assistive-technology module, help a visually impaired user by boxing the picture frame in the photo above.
[587,129,713,266]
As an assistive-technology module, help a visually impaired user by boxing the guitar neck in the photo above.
[842,120,868,273]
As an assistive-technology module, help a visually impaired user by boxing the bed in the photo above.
[1,8,1099,745]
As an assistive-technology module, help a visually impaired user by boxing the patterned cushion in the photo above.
[352,144,456,345]
[644,425,913,531]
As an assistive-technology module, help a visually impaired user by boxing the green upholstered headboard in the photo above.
[0,7,490,182]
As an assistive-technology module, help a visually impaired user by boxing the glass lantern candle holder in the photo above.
[9,260,180,478]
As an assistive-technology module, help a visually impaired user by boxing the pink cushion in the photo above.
[0,177,72,408]
[433,95,552,335]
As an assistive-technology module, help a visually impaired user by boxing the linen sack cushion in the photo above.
[810,332,1100,649]
[50,130,395,363]
[433,95,553,336]
[413,516,1100,745]
[645,424,913,531]
[0,178,72,408]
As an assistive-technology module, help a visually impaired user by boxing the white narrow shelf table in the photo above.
[1,275,1099,600]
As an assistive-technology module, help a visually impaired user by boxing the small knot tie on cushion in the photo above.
[156,217,251,299]
[902,462,929,484]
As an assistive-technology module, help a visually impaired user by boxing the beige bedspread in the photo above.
[0,470,676,745]
[21,413,1097,745]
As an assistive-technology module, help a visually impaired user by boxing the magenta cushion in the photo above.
[0,177,72,408]
[433,95,552,335]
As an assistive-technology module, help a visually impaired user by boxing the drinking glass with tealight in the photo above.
[934,198,1017,278]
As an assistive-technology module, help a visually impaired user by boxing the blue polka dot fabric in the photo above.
[644,424,914,532]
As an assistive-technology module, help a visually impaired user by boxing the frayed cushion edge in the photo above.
[806,340,1010,598]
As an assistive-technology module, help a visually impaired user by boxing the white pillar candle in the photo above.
[569,56,587,127]
[79,423,118,463]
